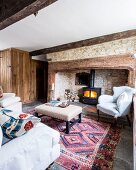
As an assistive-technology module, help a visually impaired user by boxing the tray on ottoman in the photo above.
[35,104,82,134]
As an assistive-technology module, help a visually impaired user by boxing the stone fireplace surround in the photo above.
[48,54,136,101]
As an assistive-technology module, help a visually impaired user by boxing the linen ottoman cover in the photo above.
[35,104,82,121]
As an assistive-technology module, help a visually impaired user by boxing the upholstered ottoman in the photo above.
[35,104,82,134]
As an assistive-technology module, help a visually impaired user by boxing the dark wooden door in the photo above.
[36,61,48,102]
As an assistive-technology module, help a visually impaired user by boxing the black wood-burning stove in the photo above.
[79,69,101,105]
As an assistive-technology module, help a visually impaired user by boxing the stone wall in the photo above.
[48,55,136,100]
[47,34,136,100]
[95,69,128,94]
[54,70,89,100]
[47,36,136,62]
[54,69,128,100]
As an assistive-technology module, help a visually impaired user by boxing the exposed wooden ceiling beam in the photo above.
[0,0,58,30]
[30,29,136,56]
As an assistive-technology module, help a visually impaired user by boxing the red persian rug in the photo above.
[28,110,121,170]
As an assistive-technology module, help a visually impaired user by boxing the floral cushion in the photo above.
[0,86,3,98]
[0,109,40,139]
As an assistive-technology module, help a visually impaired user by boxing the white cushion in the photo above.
[0,126,3,148]
[116,90,133,115]
[117,92,128,111]
[0,97,20,107]
[0,110,40,139]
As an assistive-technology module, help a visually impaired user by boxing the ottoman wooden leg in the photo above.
[78,113,82,123]
[97,109,100,121]
[66,121,70,134]
[35,112,39,117]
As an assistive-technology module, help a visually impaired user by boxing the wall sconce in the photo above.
[51,83,55,91]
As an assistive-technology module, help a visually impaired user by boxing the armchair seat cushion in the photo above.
[97,103,120,118]
[0,97,20,107]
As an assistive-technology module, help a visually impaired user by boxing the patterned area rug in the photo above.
[28,110,121,170]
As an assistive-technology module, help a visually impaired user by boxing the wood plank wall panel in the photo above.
[22,51,31,102]
[11,49,31,102]
[0,49,12,92]
[30,60,37,101]
[11,50,20,96]
[0,48,48,103]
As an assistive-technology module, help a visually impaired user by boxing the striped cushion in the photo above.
[0,109,40,139]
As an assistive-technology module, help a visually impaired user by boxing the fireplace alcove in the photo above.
[48,54,136,102]
[77,69,102,105]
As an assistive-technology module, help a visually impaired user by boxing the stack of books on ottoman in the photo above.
[46,100,69,108]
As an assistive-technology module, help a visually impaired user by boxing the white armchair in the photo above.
[97,86,135,125]
[0,93,22,113]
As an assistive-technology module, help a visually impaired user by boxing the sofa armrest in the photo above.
[0,93,15,101]
[98,95,114,104]
[0,97,21,107]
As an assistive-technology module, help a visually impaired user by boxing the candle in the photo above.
[51,83,55,90]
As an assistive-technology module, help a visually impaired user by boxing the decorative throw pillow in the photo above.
[0,126,3,148]
[116,91,128,113]
[0,109,41,139]
[0,86,3,98]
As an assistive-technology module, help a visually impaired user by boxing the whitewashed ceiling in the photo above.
[0,0,136,52]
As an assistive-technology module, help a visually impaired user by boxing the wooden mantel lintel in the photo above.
[48,54,136,72]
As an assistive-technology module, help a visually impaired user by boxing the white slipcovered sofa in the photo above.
[0,93,60,170]
[0,122,60,170]
[0,93,22,113]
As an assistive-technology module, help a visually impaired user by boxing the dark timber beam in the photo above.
[30,29,136,56]
[0,0,58,30]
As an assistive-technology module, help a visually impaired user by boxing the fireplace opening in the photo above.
[79,69,101,105]
[84,90,97,98]
[80,87,101,105]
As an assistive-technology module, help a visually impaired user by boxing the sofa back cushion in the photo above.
[0,109,40,139]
